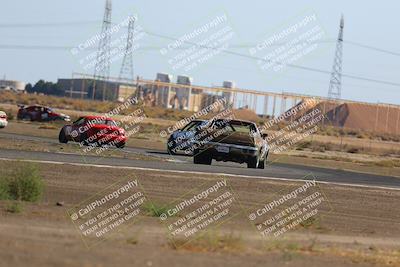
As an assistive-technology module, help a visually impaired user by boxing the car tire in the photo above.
[58,128,68,143]
[167,144,177,155]
[258,157,265,169]
[167,138,177,155]
[80,132,88,146]
[193,150,212,165]
[116,142,125,149]
[167,148,177,155]
[247,156,259,168]
[22,114,30,121]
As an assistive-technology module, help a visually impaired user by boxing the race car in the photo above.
[167,119,209,155]
[192,119,269,169]
[58,116,126,148]
[0,111,8,128]
[17,105,70,122]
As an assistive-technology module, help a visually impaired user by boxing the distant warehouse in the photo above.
[0,79,26,92]
[57,72,235,112]
[57,76,136,102]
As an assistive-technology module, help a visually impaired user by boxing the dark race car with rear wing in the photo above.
[192,119,269,168]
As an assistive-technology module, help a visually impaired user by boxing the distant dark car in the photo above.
[17,105,70,122]
[58,115,127,148]
[167,119,209,155]
[192,119,269,169]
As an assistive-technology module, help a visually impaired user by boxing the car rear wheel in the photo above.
[58,128,68,143]
[167,147,177,155]
[258,157,265,169]
[167,144,177,155]
[22,114,31,121]
[116,142,125,149]
[193,150,212,165]
[247,156,259,168]
[79,132,89,145]
[167,137,177,155]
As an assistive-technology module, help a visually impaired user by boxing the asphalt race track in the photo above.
[0,132,399,189]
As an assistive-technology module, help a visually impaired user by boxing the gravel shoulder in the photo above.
[0,161,399,267]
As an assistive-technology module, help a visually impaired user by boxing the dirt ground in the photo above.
[0,160,399,267]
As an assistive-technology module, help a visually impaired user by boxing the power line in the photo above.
[344,40,400,57]
[0,44,74,50]
[1,20,400,56]
[143,30,400,88]
[1,37,400,89]
[0,21,100,28]
[1,24,400,88]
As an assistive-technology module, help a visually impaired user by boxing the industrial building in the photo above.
[0,79,26,92]
[57,74,136,102]
[57,72,235,112]
[136,73,234,112]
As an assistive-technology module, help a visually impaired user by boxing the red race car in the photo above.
[17,105,70,122]
[58,116,126,148]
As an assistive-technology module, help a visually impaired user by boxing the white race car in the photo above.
[0,111,8,128]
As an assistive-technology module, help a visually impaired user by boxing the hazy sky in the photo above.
[0,0,399,105]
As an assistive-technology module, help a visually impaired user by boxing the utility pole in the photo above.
[119,16,135,82]
[93,0,112,101]
[328,15,344,127]
[328,15,344,99]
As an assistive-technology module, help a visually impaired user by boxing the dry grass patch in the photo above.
[168,231,243,252]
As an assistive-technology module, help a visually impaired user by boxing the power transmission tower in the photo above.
[119,16,135,82]
[328,15,344,99]
[93,0,112,100]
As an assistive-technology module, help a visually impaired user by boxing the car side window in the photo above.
[106,120,117,126]
[181,121,198,131]
[250,124,260,137]
[73,117,85,125]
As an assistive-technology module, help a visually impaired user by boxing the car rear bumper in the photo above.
[96,134,127,144]
[0,121,7,127]
[197,141,258,162]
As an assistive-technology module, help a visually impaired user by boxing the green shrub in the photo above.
[143,202,171,217]
[0,178,10,200]
[1,162,43,202]
[6,201,23,213]
[168,230,243,252]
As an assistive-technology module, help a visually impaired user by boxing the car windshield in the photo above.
[106,120,117,126]
[181,121,202,131]
[88,119,117,126]
[73,117,85,124]
[214,120,255,133]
